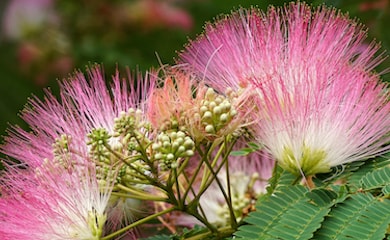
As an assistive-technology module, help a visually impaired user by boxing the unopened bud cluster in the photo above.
[114,108,152,153]
[197,88,237,135]
[217,193,251,227]
[87,126,151,188]
[87,128,117,185]
[152,130,195,170]
[87,128,111,163]
[114,108,149,138]
[117,160,150,187]
[52,134,73,169]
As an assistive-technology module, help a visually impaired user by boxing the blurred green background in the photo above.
[0,0,389,138]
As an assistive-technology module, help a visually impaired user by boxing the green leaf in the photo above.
[346,154,390,190]
[266,164,297,195]
[230,142,262,156]
[382,184,390,195]
[315,159,366,186]
[306,188,339,206]
[265,188,336,240]
[235,185,309,239]
[313,193,390,239]
[141,234,174,240]
[230,148,253,156]
[360,166,390,191]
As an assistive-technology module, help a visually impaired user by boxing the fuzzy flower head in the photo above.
[0,65,156,237]
[0,161,111,240]
[148,69,253,143]
[148,70,195,131]
[179,2,390,176]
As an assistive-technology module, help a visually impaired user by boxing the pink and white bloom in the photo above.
[178,3,390,176]
[2,65,155,169]
[0,162,111,240]
[148,69,251,142]
[0,65,156,238]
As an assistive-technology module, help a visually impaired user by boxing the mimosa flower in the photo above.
[0,162,111,240]
[148,69,252,143]
[178,2,390,176]
[0,65,156,237]
[2,65,155,169]
[148,70,195,131]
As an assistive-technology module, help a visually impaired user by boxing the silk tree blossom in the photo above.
[2,65,155,169]
[148,70,195,131]
[0,65,156,237]
[178,2,390,176]
[148,69,253,143]
[178,3,382,92]
[0,162,111,240]
[256,71,390,176]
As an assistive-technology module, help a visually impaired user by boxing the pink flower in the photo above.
[148,69,249,142]
[178,3,390,176]
[126,0,193,31]
[2,0,58,40]
[147,70,195,131]
[2,66,155,169]
[0,65,156,237]
[0,162,111,240]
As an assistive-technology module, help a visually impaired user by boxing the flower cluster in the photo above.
[179,2,390,177]
[1,2,390,239]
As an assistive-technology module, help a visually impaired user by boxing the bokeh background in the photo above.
[0,0,389,138]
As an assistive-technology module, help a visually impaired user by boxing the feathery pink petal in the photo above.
[0,162,111,240]
[178,2,390,175]
[0,65,156,237]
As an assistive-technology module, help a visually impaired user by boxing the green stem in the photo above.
[101,207,176,240]
[198,142,225,191]
[181,156,205,202]
[188,209,218,233]
[103,143,151,180]
[190,156,225,205]
[185,226,235,240]
[103,142,167,192]
[173,167,183,209]
[201,149,237,229]
[181,172,209,222]
[224,139,237,229]
[176,156,190,176]
[115,184,167,201]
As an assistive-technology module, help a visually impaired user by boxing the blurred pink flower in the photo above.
[359,0,388,11]
[2,0,58,40]
[126,0,193,31]
[178,3,390,176]
[2,0,73,86]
